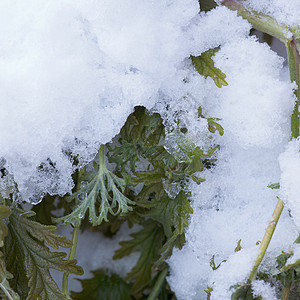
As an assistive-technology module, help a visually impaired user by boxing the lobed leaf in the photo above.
[54,146,135,227]
[113,220,164,293]
[5,207,83,300]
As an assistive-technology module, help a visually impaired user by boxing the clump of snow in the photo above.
[0,1,254,204]
[188,6,252,55]
[279,138,300,229]
[167,15,297,299]
[252,280,278,300]
[243,0,300,28]
[0,0,204,204]
[210,247,259,299]
[213,36,295,148]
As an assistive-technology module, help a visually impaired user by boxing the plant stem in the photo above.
[249,198,284,281]
[62,225,80,297]
[287,37,300,138]
[281,283,291,300]
[62,166,86,297]
[147,268,168,300]
[0,280,19,300]
[100,144,105,167]
[0,283,13,300]
[221,0,292,44]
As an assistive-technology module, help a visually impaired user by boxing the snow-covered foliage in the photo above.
[1,0,300,299]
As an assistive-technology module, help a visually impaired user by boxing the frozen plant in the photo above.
[0,0,299,299]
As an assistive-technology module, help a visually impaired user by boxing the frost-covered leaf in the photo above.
[54,145,135,227]
[5,207,83,300]
[191,49,228,88]
[71,269,131,300]
[113,220,164,293]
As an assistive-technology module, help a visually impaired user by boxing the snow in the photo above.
[279,139,300,229]
[285,243,300,266]
[0,0,200,203]
[252,280,278,300]
[210,247,259,299]
[167,12,297,300]
[1,0,299,299]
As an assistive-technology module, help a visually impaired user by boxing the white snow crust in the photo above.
[279,138,300,229]
[252,279,278,300]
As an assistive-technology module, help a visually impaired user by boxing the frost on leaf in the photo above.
[54,145,135,227]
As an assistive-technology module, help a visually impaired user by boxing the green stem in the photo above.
[100,145,105,167]
[287,38,300,138]
[281,283,291,300]
[147,268,168,300]
[249,198,284,281]
[62,225,80,297]
[221,0,292,44]
[62,166,86,297]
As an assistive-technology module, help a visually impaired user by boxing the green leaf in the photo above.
[209,255,226,270]
[108,106,164,173]
[295,236,300,244]
[275,251,295,287]
[199,0,217,12]
[54,145,135,227]
[108,140,139,172]
[208,118,224,136]
[0,205,11,248]
[191,49,228,88]
[205,286,213,300]
[138,191,193,264]
[231,283,262,300]
[5,207,83,300]
[235,239,242,252]
[0,205,19,300]
[71,269,131,300]
[191,174,206,185]
[113,220,164,293]
[32,195,57,225]
[267,183,280,189]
